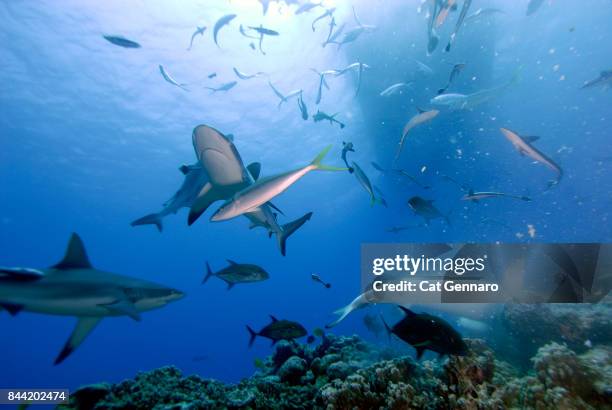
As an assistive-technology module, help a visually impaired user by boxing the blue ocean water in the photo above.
[0,0,611,395]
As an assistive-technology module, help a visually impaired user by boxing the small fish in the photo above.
[352,161,384,207]
[247,316,307,347]
[395,109,439,163]
[248,25,280,55]
[203,260,269,290]
[581,70,612,90]
[213,14,237,47]
[381,307,468,359]
[380,82,411,97]
[312,7,335,32]
[233,67,265,80]
[297,93,308,120]
[500,128,562,186]
[204,81,238,93]
[526,0,545,16]
[313,110,345,129]
[268,81,303,108]
[322,20,345,48]
[103,35,141,48]
[187,26,206,50]
[312,68,341,104]
[341,141,355,172]
[407,196,450,225]
[335,61,370,96]
[445,0,473,52]
[311,273,331,289]
[159,65,188,91]
[462,189,531,202]
[438,63,466,94]
[208,73,217,79]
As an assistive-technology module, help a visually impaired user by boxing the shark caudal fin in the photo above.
[326,300,357,329]
[311,145,348,171]
[246,325,258,347]
[202,262,215,284]
[131,213,163,232]
[54,317,102,365]
[278,212,313,256]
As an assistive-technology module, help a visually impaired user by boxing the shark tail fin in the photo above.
[203,262,214,284]
[55,317,102,365]
[326,300,355,329]
[311,145,347,171]
[131,213,163,232]
[278,212,313,256]
[247,325,258,348]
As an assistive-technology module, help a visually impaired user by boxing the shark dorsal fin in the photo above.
[226,259,239,266]
[53,233,92,270]
[399,306,417,317]
[246,162,262,181]
[416,107,426,114]
[269,315,279,323]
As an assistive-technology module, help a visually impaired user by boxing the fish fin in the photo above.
[415,347,426,360]
[523,135,540,143]
[327,297,363,328]
[52,233,92,270]
[247,325,258,347]
[311,145,348,171]
[226,259,239,266]
[246,162,261,180]
[130,213,163,232]
[54,317,102,365]
[269,315,279,322]
[179,164,190,175]
[278,212,313,256]
[100,299,141,321]
[416,107,426,114]
[398,306,417,317]
[188,183,218,226]
[202,262,214,284]
[268,202,284,216]
[0,303,24,316]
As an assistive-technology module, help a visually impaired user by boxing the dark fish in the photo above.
[312,110,345,129]
[438,63,466,94]
[311,273,331,289]
[407,196,450,225]
[462,189,531,202]
[247,316,307,347]
[203,260,269,290]
[381,307,468,359]
[297,93,308,120]
[103,35,141,48]
[341,142,355,172]
[208,73,217,79]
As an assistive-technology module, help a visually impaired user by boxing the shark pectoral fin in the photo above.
[54,317,102,365]
[52,233,92,270]
[246,162,262,180]
[101,300,141,321]
[188,183,218,226]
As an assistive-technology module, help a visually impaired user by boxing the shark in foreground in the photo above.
[0,233,184,364]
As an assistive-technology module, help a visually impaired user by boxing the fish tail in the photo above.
[278,212,313,256]
[246,325,258,347]
[202,262,214,284]
[311,145,348,171]
[130,213,163,232]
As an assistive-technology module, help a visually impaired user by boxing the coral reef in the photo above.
[61,309,612,410]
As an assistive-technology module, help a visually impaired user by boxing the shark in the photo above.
[268,81,303,108]
[204,81,238,93]
[581,70,612,90]
[0,233,184,364]
[213,14,237,47]
[336,62,370,96]
[248,25,279,55]
[187,26,206,50]
[395,109,439,163]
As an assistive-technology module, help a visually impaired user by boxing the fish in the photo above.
[204,81,238,93]
[407,196,450,225]
[351,161,384,207]
[464,7,505,23]
[159,65,188,91]
[187,26,206,50]
[445,0,472,52]
[312,110,345,129]
[426,0,441,54]
[213,14,237,47]
[203,260,269,290]
[326,290,374,328]
[247,316,307,347]
[297,93,308,120]
[500,127,563,186]
[431,69,519,110]
[462,189,531,202]
[380,82,412,97]
[437,63,466,94]
[381,307,468,359]
[392,169,431,189]
[208,73,217,79]
[244,206,313,256]
[526,0,545,16]
[336,62,370,96]
[233,67,265,80]
[312,69,339,104]
[341,141,355,172]
[311,8,335,32]
[581,70,612,90]
[248,25,279,55]
[322,19,345,48]
[295,2,321,15]
[210,146,345,222]
[395,109,440,163]
[103,35,141,48]
[239,24,259,39]
[363,313,384,337]
[435,0,457,27]
[311,273,331,289]
[131,163,208,232]
[268,81,303,108]
[0,233,184,364]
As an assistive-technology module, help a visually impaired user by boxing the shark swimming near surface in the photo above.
[159,65,188,91]
[0,233,184,364]
[187,26,206,50]
[213,14,237,47]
